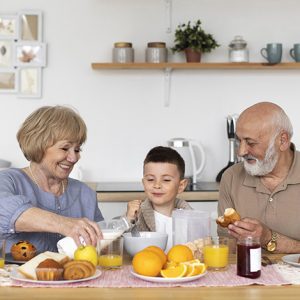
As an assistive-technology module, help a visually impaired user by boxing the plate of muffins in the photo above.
[8,240,101,284]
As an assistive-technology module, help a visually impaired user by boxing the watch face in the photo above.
[267,241,276,252]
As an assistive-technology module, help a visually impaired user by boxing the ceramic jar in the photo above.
[112,42,134,63]
[146,42,167,63]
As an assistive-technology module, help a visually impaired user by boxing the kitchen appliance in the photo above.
[216,115,239,182]
[167,138,206,184]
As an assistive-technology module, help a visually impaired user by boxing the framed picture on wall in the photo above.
[0,69,17,93]
[18,10,42,42]
[0,40,14,68]
[0,14,19,40]
[14,42,46,67]
[18,67,42,98]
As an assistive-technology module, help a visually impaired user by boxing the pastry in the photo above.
[216,208,241,228]
[36,258,63,281]
[18,251,69,280]
[63,260,96,280]
[11,240,37,261]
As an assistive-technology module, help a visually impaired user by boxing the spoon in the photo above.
[130,214,141,237]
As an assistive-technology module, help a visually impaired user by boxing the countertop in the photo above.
[86,181,219,202]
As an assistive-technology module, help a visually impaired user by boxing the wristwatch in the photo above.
[266,231,278,252]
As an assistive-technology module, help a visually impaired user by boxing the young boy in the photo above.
[126,146,192,251]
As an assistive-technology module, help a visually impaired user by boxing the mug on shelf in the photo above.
[260,43,282,64]
[290,44,300,62]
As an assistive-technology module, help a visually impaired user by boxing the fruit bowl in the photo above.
[123,232,168,257]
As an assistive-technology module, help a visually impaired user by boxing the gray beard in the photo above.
[242,139,279,176]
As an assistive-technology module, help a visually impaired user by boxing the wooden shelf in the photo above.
[91,62,300,70]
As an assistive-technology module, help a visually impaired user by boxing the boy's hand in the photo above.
[126,199,142,221]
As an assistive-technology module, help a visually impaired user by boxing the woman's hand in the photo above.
[59,217,103,247]
[126,199,142,222]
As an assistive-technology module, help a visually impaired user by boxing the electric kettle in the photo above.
[167,138,206,184]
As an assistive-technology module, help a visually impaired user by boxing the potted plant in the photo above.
[171,20,220,62]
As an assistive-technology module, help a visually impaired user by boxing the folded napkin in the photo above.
[57,236,85,259]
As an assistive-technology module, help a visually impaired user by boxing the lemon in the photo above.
[74,245,98,267]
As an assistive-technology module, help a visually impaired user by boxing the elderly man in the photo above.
[218,102,300,253]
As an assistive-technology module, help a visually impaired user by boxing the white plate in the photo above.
[10,268,102,284]
[130,269,207,283]
[282,254,300,267]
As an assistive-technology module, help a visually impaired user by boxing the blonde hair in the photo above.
[17,106,87,162]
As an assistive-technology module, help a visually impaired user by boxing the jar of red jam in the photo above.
[237,236,261,279]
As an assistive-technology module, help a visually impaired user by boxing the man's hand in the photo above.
[227,217,271,245]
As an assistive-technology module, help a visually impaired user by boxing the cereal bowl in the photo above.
[123,232,168,257]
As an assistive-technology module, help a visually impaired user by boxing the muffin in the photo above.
[36,258,64,281]
[11,240,37,261]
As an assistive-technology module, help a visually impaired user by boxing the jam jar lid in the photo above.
[114,42,132,48]
[147,42,166,48]
[229,36,247,49]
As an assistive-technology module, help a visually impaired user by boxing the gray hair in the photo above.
[271,107,293,139]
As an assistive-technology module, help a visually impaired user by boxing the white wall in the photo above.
[2,0,300,182]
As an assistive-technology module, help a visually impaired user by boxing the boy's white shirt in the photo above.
[154,210,173,252]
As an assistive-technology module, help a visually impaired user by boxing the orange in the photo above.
[185,263,206,277]
[144,246,167,266]
[160,264,187,278]
[132,250,162,277]
[167,244,194,263]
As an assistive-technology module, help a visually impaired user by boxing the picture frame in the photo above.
[14,42,46,67]
[0,68,18,93]
[0,40,14,68]
[18,67,42,98]
[0,14,19,40]
[18,10,42,42]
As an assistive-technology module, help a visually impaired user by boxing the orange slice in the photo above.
[185,263,206,277]
[181,259,202,266]
[160,264,187,278]
[163,260,178,269]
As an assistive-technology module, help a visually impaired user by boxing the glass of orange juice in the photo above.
[203,236,229,271]
[97,237,123,269]
[0,239,6,268]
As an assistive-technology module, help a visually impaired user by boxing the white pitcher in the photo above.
[167,138,206,184]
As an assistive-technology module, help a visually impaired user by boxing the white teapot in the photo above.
[167,138,206,184]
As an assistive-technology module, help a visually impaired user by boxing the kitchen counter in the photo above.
[86,181,219,202]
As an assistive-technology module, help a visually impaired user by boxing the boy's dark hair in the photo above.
[143,146,185,179]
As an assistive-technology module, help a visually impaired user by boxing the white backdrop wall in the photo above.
[2,0,300,182]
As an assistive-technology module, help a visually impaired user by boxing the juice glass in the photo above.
[0,239,5,268]
[203,236,229,271]
[97,237,123,269]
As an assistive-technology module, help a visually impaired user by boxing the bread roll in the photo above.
[216,208,241,228]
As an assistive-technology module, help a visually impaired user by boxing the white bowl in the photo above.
[123,232,168,257]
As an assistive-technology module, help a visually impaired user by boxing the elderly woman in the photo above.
[0,106,103,252]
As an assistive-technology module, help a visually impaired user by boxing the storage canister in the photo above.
[146,42,167,63]
[228,36,249,63]
[112,42,134,63]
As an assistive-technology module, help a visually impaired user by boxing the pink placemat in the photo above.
[10,264,289,288]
